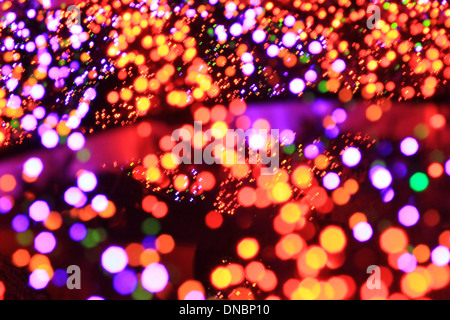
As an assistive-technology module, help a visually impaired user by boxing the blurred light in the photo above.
[249,133,266,150]
[398,253,417,273]
[21,114,38,131]
[41,129,59,149]
[304,144,319,159]
[369,165,392,190]
[284,15,296,27]
[34,231,56,254]
[91,194,109,212]
[64,187,87,208]
[29,200,50,222]
[113,269,138,295]
[77,171,97,192]
[237,238,259,259]
[331,108,347,124]
[282,32,297,48]
[323,172,340,190]
[69,223,87,241]
[342,147,361,167]
[0,196,13,214]
[67,132,86,151]
[304,70,317,82]
[353,222,373,242]
[331,59,346,73]
[229,23,243,37]
[289,78,305,94]
[12,214,29,232]
[398,205,420,227]
[445,159,450,176]
[266,44,279,58]
[30,84,45,100]
[431,246,450,266]
[29,269,50,290]
[280,129,295,145]
[400,137,419,156]
[185,291,205,300]
[101,246,129,274]
[409,172,429,192]
[381,187,395,203]
[308,41,322,54]
[242,63,255,76]
[23,157,44,178]
[52,269,68,287]
[252,29,266,43]
[141,263,169,293]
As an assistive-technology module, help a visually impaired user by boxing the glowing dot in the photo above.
[0,196,13,213]
[21,114,38,131]
[369,165,392,190]
[237,238,259,260]
[353,222,373,242]
[320,226,346,253]
[400,137,419,156]
[41,129,59,149]
[141,263,169,293]
[409,172,429,192]
[342,147,361,167]
[284,15,296,27]
[272,182,292,203]
[185,291,205,300]
[242,63,255,76]
[431,246,450,266]
[12,214,29,232]
[280,129,295,146]
[252,29,266,43]
[64,187,87,208]
[331,59,346,73]
[308,41,322,54]
[29,200,50,222]
[323,172,340,190]
[23,157,44,178]
[91,194,109,212]
[69,223,87,241]
[101,246,128,274]
[304,144,320,159]
[67,132,85,151]
[266,44,279,58]
[282,32,297,48]
[380,227,408,254]
[289,78,305,94]
[382,188,395,203]
[211,267,232,289]
[398,253,417,273]
[77,171,97,192]
[230,23,243,37]
[446,159,450,176]
[241,52,253,63]
[398,205,420,227]
[29,269,50,290]
[331,108,347,124]
[30,84,45,100]
[34,231,56,254]
[113,269,138,295]
[249,133,266,150]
